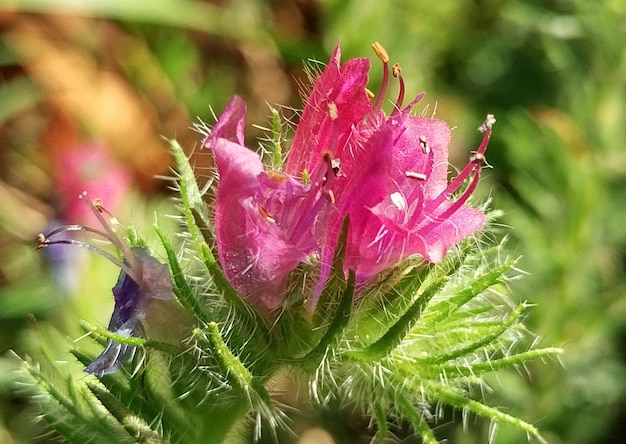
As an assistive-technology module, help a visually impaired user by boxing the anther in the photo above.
[265,170,288,183]
[419,136,430,154]
[371,41,389,63]
[405,171,427,180]
[365,88,375,99]
[258,205,276,224]
[392,63,401,77]
[327,102,338,120]
[478,114,496,133]
[36,233,47,249]
[324,189,336,205]
[371,42,390,112]
[470,152,486,164]
[391,63,406,113]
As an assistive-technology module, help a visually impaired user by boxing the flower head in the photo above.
[205,42,493,310]
[37,192,171,376]
[287,42,493,285]
[205,97,335,310]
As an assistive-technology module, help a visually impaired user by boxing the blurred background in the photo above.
[0,1,624,443]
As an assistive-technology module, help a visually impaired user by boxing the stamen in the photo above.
[371,41,389,63]
[405,171,427,180]
[428,115,492,211]
[479,114,496,133]
[419,163,482,235]
[371,42,389,112]
[390,192,407,211]
[324,189,336,205]
[79,192,137,273]
[265,170,288,183]
[40,224,115,244]
[37,232,142,284]
[391,63,406,114]
[285,152,336,244]
[419,114,494,231]
[365,88,375,99]
[327,102,338,120]
[258,205,276,224]
[39,192,145,288]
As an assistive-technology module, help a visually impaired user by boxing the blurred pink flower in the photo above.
[55,143,131,223]
[206,43,493,310]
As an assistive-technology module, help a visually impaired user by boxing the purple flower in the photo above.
[205,43,493,310]
[38,193,171,376]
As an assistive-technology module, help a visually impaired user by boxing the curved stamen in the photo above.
[427,119,492,211]
[417,115,494,233]
[371,42,390,112]
[37,193,146,288]
[40,224,112,243]
[419,162,483,235]
[38,237,140,283]
[79,192,139,275]
[391,63,405,115]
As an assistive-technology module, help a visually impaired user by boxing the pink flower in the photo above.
[205,43,493,310]
[206,97,335,310]
[286,42,492,285]
[55,143,131,224]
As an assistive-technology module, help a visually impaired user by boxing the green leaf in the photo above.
[421,381,547,443]
[416,303,527,365]
[167,138,212,244]
[300,269,355,369]
[425,259,516,323]
[200,242,272,351]
[313,215,350,328]
[395,393,438,444]
[155,224,213,322]
[345,276,447,362]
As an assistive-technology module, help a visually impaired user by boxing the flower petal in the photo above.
[286,44,371,177]
[205,95,247,146]
[211,137,319,310]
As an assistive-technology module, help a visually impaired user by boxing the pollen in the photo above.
[265,170,288,183]
[371,41,389,63]
[327,102,338,120]
[392,63,401,78]
[390,192,407,211]
[405,171,427,180]
[258,205,276,223]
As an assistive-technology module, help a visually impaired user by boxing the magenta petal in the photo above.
[205,95,247,146]
[387,114,451,198]
[211,137,321,310]
[286,44,372,176]
[325,115,484,283]
[416,203,485,262]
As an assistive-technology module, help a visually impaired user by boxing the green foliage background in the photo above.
[1,0,625,442]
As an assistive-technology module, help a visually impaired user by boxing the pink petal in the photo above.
[285,44,372,177]
[212,138,310,309]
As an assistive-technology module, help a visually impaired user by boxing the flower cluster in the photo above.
[27,42,559,444]
[206,42,493,311]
